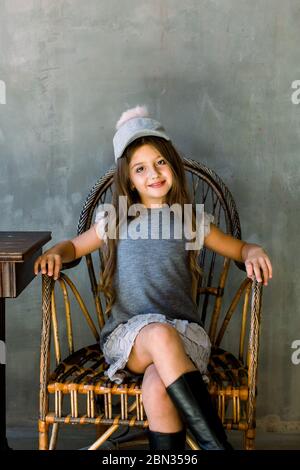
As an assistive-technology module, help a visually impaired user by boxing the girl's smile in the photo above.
[148,180,166,188]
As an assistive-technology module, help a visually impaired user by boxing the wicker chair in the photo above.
[38,158,263,450]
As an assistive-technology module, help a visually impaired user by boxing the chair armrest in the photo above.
[215,277,264,369]
[213,278,263,430]
[39,269,100,421]
[40,274,54,420]
[246,280,263,428]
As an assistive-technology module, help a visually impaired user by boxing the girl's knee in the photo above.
[143,322,181,345]
[126,323,183,374]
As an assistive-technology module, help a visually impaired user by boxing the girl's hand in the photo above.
[34,253,62,281]
[242,244,273,286]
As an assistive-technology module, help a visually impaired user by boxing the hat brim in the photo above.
[115,129,171,161]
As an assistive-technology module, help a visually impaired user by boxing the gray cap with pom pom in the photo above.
[113,105,171,162]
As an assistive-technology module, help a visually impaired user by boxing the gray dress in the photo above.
[95,205,214,383]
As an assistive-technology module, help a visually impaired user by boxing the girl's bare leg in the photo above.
[142,363,183,433]
[126,323,197,387]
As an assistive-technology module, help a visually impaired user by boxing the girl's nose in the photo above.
[148,167,160,178]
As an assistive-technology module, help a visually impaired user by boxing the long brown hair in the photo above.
[99,136,203,318]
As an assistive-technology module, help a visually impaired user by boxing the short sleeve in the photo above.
[94,209,108,242]
[203,212,215,238]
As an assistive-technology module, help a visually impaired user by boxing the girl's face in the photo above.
[129,144,173,208]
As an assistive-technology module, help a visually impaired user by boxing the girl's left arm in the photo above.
[204,224,273,286]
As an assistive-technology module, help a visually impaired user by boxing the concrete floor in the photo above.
[6,425,300,450]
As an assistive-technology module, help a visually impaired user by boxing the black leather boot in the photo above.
[166,370,233,450]
[147,428,186,450]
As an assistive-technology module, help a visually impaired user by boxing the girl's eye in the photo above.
[136,159,166,173]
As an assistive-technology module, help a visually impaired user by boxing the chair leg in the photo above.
[38,419,49,450]
[49,423,59,450]
[88,424,120,450]
[244,428,256,450]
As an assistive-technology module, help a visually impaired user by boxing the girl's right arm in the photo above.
[34,224,104,280]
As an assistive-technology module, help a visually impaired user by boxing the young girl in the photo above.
[34,105,272,451]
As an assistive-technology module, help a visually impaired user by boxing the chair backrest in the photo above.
[74,157,245,347]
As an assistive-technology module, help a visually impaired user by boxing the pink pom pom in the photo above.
[116,105,149,130]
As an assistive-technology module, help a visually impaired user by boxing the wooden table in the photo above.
[0,232,51,450]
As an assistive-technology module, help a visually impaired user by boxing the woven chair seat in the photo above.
[44,343,250,443]
[208,347,248,388]
[47,344,249,404]
[48,343,145,392]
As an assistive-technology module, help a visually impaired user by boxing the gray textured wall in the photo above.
[0,0,299,431]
